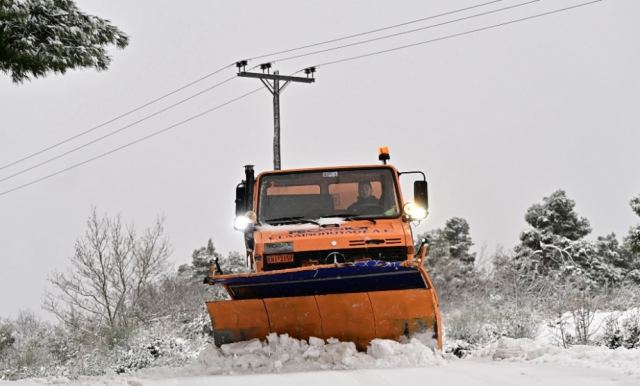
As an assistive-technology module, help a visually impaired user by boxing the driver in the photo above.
[347,181,381,212]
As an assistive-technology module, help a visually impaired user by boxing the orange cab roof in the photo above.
[256,164,399,178]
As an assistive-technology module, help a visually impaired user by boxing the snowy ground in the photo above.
[19,362,637,386]
[3,360,638,386]
[3,333,639,386]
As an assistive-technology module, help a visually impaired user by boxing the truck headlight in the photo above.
[403,202,428,220]
[234,211,256,231]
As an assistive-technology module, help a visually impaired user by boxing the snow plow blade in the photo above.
[205,261,442,350]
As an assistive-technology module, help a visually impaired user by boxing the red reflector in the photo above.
[266,254,294,264]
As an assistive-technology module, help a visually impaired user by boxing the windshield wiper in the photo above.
[264,216,320,225]
[319,213,377,224]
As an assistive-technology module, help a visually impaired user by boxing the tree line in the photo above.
[423,190,640,295]
[422,190,640,351]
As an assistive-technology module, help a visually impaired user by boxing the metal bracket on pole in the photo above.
[237,66,316,170]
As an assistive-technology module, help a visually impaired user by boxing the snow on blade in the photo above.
[131,333,444,378]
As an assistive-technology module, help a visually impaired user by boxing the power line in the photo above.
[307,0,603,70]
[0,0,603,197]
[0,0,504,172]
[0,75,237,184]
[0,63,235,172]
[0,1,510,179]
[245,0,503,62]
[272,0,540,65]
[0,87,264,198]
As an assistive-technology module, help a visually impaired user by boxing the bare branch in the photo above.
[43,208,171,337]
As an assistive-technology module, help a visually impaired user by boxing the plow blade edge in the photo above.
[206,262,442,350]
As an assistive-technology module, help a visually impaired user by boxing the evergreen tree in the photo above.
[222,251,249,274]
[182,239,248,278]
[206,239,215,256]
[0,0,128,83]
[594,233,626,284]
[421,217,476,295]
[442,217,476,269]
[625,195,640,255]
[523,190,591,241]
[596,234,625,269]
[514,190,612,285]
[623,195,640,283]
[190,238,220,278]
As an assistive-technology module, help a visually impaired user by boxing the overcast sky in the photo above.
[1,0,638,318]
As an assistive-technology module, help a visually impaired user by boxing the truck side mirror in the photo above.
[235,181,246,216]
[414,180,428,210]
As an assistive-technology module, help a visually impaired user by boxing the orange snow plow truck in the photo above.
[204,148,442,350]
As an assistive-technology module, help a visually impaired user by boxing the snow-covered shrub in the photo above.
[570,292,599,345]
[600,310,640,349]
[0,321,15,363]
[444,290,541,348]
[602,316,623,349]
[620,311,640,349]
[112,342,155,374]
[111,315,210,374]
[545,279,607,347]
[11,311,52,369]
[489,251,544,340]
[46,326,79,366]
[0,312,60,380]
[494,305,540,340]
[444,301,499,346]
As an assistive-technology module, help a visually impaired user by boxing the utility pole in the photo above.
[236,61,315,170]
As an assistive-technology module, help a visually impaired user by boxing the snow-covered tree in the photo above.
[421,217,476,296]
[222,250,249,274]
[0,320,15,364]
[622,195,640,283]
[186,238,221,278]
[514,190,607,284]
[624,195,640,254]
[180,239,248,278]
[631,195,640,216]
[442,217,476,268]
[0,0,128,83]
[523,190,591,241]
[592,233,628,284]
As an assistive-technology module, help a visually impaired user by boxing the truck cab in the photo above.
[234,160,429,273]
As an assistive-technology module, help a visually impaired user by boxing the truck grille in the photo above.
[348,237,403,247]
[263,246,408,271]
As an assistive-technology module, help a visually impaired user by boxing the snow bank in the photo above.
[536,307,640,346]
[130,333,444,378]
[474,337,640,376]
[6,335,640,385]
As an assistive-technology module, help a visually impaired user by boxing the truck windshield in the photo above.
[258,168,401,224]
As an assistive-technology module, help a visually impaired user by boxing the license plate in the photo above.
[266,254,295,264]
